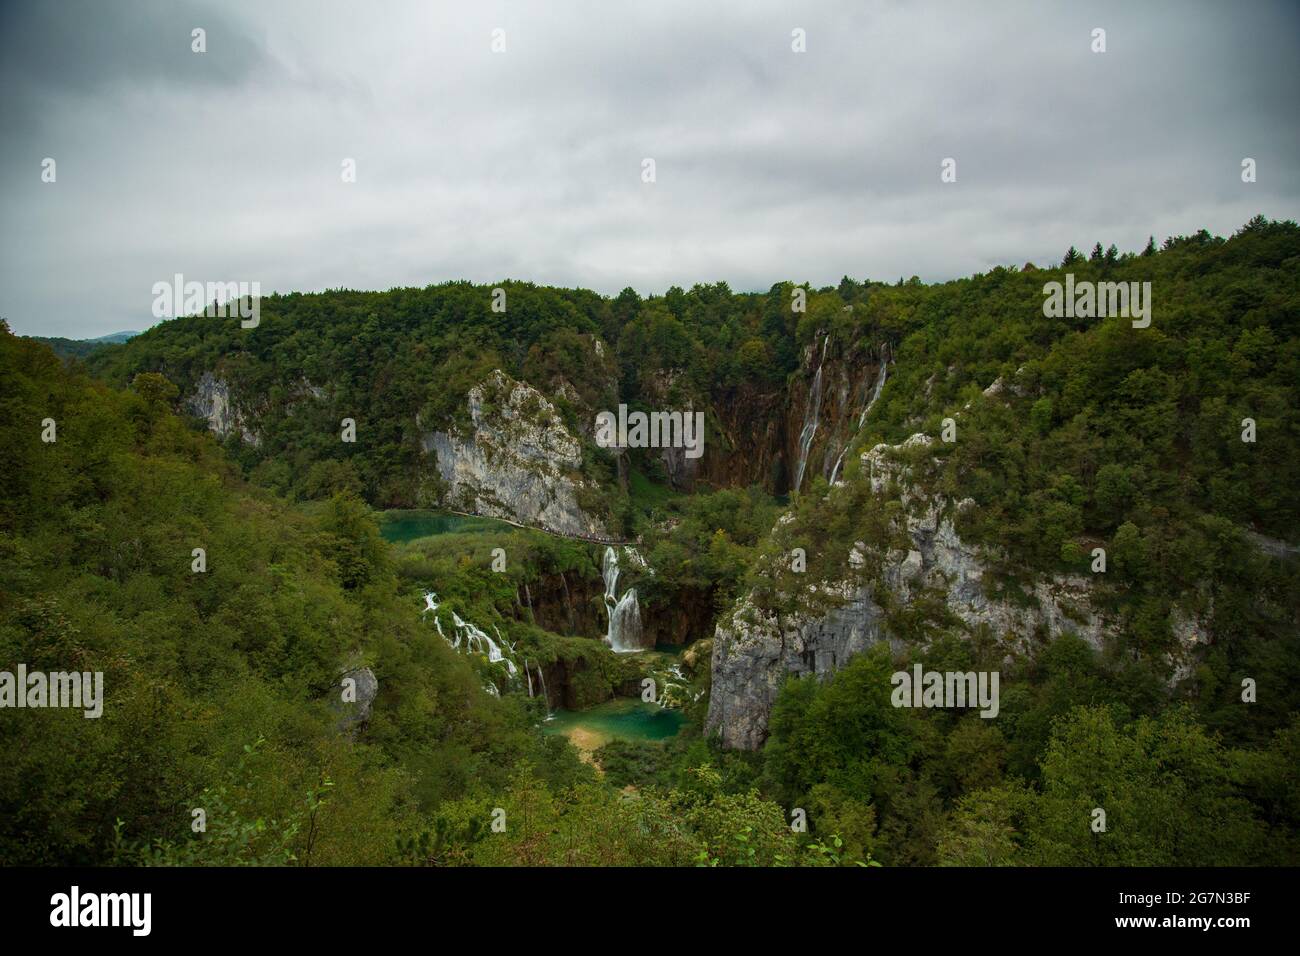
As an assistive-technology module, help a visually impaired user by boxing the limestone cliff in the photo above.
[186,372,259,445]
[706,431,1116,750]
[420,369,610,538]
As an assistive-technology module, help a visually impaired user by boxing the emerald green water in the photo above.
[543,698,686,747]
[379,510,507,543]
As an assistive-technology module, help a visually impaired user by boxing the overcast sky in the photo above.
[2,0,1298,338]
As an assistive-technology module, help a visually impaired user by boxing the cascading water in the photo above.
[602,547,647,652]
[828,348,890,486]
[602,546,619,607]
[452,611,518,677]
[793,334,830,492]
[609,592,643,651]
[827,445,849,487]
[422,591,519,680]
[859,354,888,427]
[536,661,551,717]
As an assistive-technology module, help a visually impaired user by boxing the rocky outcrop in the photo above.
[333,666,378,733]
[708,583,901,749]
[706,431,1116,750]
[861,434,1109,651]
[421,370,609,538]
[186,372,259,445]
[1169,605,1213,684]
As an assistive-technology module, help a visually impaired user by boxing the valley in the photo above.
[4,217,1299,866]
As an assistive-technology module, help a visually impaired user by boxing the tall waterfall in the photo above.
[602,546,647,652]
[858,347,889,428]
[602,545,619,606]
[536,661,551,716]
[828,349,890,486]
[793,334,830,492]
[827,445,849,488]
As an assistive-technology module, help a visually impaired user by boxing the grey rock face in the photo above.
[708,583,902,749]
[421,369,608,538]
[186,372,259,445]
[706,431,1116,750]
[334,666,378,732]
[862,435,1110,652]
[1169,605,1213,683]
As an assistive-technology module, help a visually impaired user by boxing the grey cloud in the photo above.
[0,0,274,97]
[2,0,1298,338]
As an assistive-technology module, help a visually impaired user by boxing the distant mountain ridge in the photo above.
[25,329,139,360]
[87,330,139,343]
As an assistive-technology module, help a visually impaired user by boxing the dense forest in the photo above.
[3,216,1298,866]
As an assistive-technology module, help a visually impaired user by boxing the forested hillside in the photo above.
[0,325,867,865]
[4,216,1298,866]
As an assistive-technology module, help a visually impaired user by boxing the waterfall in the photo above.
[451,611,518,677]
[559,570,575,631]
[522,655,553,719]
[828,349,890,486]
[828,445,849,487]
[602,546,648,652]
[793,334,830,492]
[422,591,518,678]
[609,590,643,652]
[859,348,889,428]
[536,662,552,717]
[602,546,619,609]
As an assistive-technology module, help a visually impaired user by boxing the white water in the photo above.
[624,546,653,574]
[828,445,849,487]
[536,661,551,716]
[451,611,518,677]
[602,546,619,606]
[422,591,519,679]
[602,547,648,652]
[828,349,890,486]
[793,334,830,492]
[859,348,889,428]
